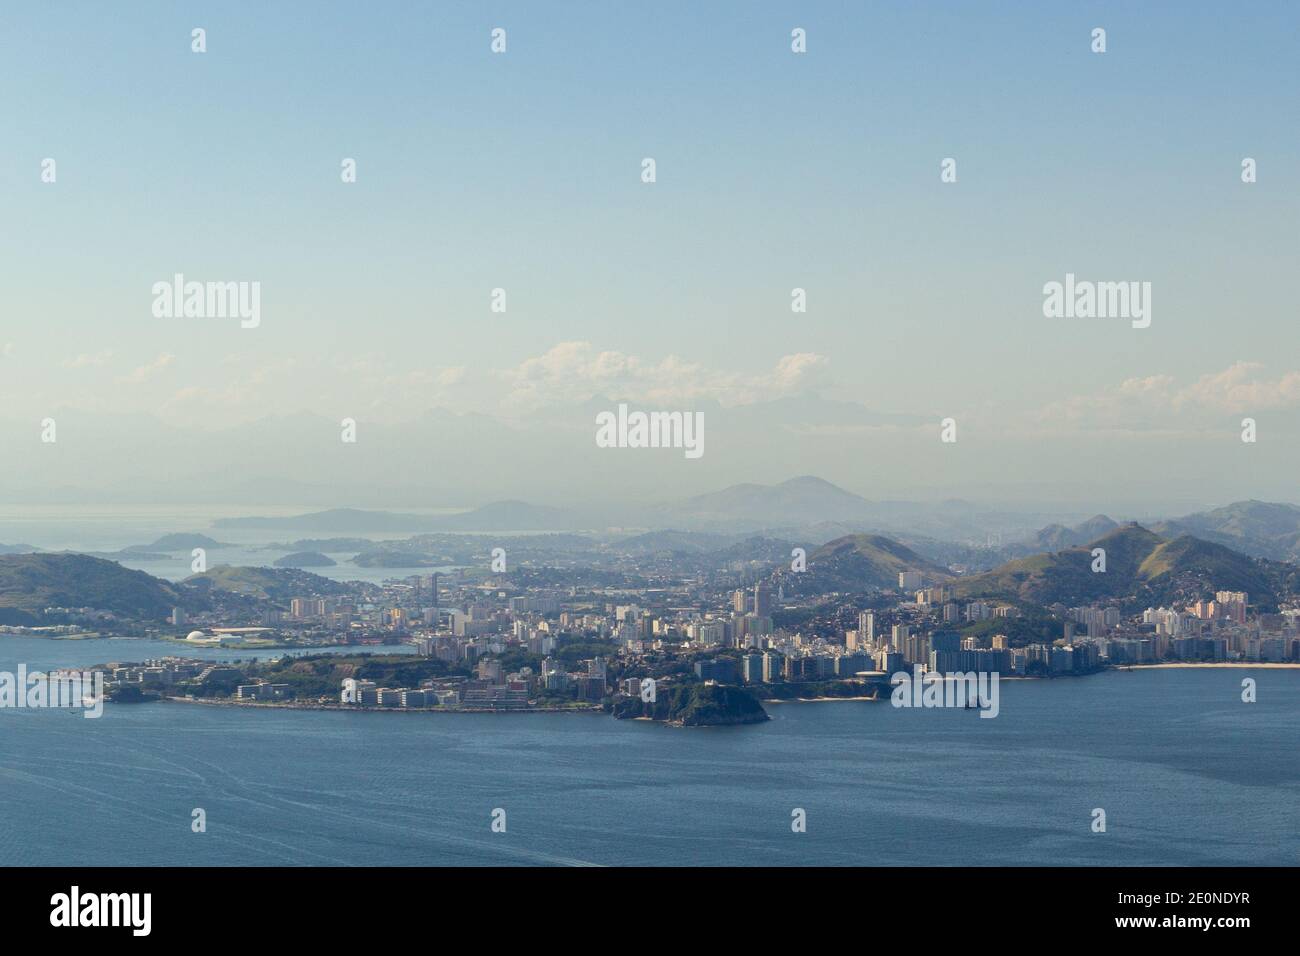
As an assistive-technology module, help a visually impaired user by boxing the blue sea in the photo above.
[1,636,1296,866]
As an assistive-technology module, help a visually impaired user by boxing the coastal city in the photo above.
[43,543,1298,722]
[3,0,1296,907]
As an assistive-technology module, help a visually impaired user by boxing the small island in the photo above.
[610,682,769,726]
[273,551,338,568]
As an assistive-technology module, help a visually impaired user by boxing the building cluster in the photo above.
[104,658,205,689]
[1066,592,1299,663]
[80,559,1300,714]
[673,576,1299,687]
[337,654,612,710]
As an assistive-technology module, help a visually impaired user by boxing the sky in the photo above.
[1,1,1297,511]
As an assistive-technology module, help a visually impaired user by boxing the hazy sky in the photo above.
[2,2,1297,509]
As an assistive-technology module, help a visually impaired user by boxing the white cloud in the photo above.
[499,341,832,409]
[1037,362,1300,430]
[770,352,831,393]
[1173,362,1300,412]
[117,353,175,384]
[63,350,114,369]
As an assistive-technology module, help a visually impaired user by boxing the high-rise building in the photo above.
[753,583,772,618]
[891,623,910,651]
[899,571,925,591]
[858,611,875,643]
[904,634,931,665]
[761,652,783,683]
[931,631,961,653]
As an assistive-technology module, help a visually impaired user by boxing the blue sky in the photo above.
[2,1,1297,506]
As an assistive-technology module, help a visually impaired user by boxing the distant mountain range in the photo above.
[214,501,586,533]
[204,482,1300,570]
[954,523,1295,612]
[1003,501,1300,565]
[26,478,1292,584]
[1026,515,1120,553]
[2,515,1299,629]
[656,476,876,528]
[207,477,1064,541]
[1148,500,1300,563]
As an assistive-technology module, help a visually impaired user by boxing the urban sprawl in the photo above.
[34,566,1299,712]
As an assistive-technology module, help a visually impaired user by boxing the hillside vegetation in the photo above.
[183,565,349,601]
[954,524,1287,611]
[0,553,184,621]
[794,534,952,593]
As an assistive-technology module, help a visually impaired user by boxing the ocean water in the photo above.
[1,642,1295,867]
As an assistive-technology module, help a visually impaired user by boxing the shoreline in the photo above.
[96,661,1300,719]
[1117,662,1300,669]
[161,695,603,715]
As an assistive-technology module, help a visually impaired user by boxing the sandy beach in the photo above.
[1119,662,1300,669]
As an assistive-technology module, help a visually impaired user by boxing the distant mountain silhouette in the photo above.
[0,542,40,556]
[1030,514,1119,552]
[215,501,584,533]
[657,476,876,528]
[122,533,232,553]
[272,551,337,568]
[1151,500,1300,562]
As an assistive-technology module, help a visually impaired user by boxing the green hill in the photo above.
[801,534,952,592]
[1139,535,1275,596]
[182,565,348,602]
[954,524,1287,610]
[0,553,184,621]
